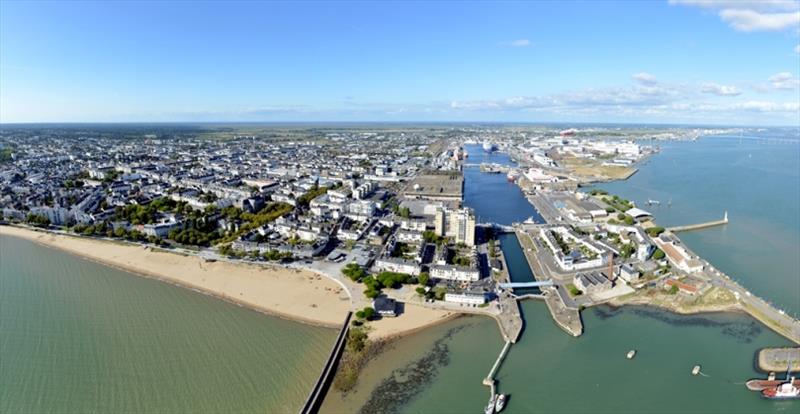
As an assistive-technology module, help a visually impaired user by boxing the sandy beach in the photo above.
[0,225,454,338]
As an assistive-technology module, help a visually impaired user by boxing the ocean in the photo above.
[0,235,336,413]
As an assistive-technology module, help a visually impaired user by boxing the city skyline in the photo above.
[1,1,799,125]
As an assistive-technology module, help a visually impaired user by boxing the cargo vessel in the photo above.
[758,363,800,400]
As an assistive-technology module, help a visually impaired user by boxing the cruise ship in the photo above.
[482,141,497,152]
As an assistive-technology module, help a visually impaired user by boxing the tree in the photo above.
[433,287,446,300]
[342,263,366,282]
[415,286,426,295]
[398,207,411,218]
[346,327,368,353]
[652,248,665,260]
[418,272,430,286]
[620,243,636,259]
[361,307,375,320]
[364,288,381,299]
[645,226,665,237]
[25,213,50,227]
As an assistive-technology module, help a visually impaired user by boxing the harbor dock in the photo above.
[667,212,729,233]
[514,228,584,337]
[758,347,800,373]
[483,340,513,401]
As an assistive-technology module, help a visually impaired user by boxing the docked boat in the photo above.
[627,350,636,359]
[485,395,496,414]
[482,141,497,153]
[506,171,519,182]
[494,394,507,412]
[762,378,800,399]
[746,378,800,391]
[761,363,800,400]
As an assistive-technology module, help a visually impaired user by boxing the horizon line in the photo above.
[1,120,798,129]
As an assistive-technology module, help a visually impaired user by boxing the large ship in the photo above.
[761,364,800,400]
[482,141,497,152]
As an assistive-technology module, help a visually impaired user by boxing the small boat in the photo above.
[646,199,660,206]
[494,394,507,412]
[485,395,496,414]
[692,365,701,376]
[627,350,636,359]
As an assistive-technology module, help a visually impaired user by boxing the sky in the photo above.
[1,0,799,125]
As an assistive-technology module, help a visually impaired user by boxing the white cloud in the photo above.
[719,9,800,32]
[501,39,531,47]
[795,44,800,54]
[669,1,799,12]
[671,0,800,32]
[769,72,800,89]
[701,82,742,96]
[632,72,658,85]
[734,100,800,112]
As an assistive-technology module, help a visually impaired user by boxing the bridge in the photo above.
[478,222,515,233]
[300,312,352,414]
[499,280,554,289]
[668,211,728,233]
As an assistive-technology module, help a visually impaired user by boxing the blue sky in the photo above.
[1,1,798,125]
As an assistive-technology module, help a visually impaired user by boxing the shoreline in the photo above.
[1,225,350,329]
[0,225,457,339]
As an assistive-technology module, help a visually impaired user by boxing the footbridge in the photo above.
[668,211,728,233]
[499,280,554,289]
[300,311,352,414]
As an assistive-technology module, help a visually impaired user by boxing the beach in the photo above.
[0,225,454,338]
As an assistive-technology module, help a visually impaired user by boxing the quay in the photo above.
[300,312,352,414]
[492,241,525,343]
[668,231,800,344]
[514,227,584,337]
[667,211,728,233]
[757,347,800,373]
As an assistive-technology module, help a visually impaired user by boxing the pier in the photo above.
[668,211,728,233]
[300,312,352,414]
[483,340,513,400]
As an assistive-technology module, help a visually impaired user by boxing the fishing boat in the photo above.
[627,350,636,359]
[494,394,507,412]
[762,363,800,400]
